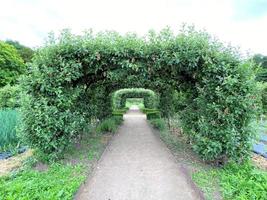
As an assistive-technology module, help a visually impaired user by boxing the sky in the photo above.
[0,0,267,55]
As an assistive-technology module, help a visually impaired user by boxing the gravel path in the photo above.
[75,107,203,200]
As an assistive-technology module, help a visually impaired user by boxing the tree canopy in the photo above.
[0,41,25,87]
[5,40,34,63]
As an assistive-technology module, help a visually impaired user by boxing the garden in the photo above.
[0,26,266,199]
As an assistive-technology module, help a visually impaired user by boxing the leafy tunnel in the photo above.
[20,27,260,163]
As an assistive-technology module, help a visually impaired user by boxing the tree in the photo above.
[5,40,34,63]
[0,41,25,87]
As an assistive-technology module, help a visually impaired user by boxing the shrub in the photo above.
[0,109,20,150]
[96,117,123,134]
[180,61,260,163]
[146,111,161,120]
[113,116,123,125]
[112,109,127,118]
[141,108,158,113]
[0,84,20,108]
[112,112,124,118]
[149,118,166,131]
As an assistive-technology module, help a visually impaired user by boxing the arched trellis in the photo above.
[112,88,158,109]
[20,27,260,163]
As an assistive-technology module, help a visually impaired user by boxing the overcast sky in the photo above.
[0,0,267,55]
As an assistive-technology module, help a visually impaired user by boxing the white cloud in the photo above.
[0,0,266,55]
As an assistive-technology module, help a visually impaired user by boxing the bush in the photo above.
[0,85,20,108]
[96,117,123,134]
[141,108,158,113]
[112,112,124,118]
[146,110,161,120]
[112,109,127,118]
[149,118,166,131]
[0,109,20,151]
[180,61,260,163]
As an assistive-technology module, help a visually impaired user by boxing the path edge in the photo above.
[73,128,120,199]
[148,123,206,200]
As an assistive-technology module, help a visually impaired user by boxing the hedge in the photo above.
[19,27,260,163]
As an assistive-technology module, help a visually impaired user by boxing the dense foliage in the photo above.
[219,162,267,199]
[20,27,260,163]
[113,88,158,110]
[149,118,166,131]
[96,116,123,133]
[0,84,20,108]
[5,40,34,63]
[254,54,267,82]
[0,41,25,87]
[253,54,267,113]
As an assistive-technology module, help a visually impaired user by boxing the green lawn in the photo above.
[0,133,110,200]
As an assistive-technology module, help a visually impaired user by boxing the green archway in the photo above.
[113,88,158,110]
[20,27,260,163]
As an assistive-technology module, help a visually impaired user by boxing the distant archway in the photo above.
[112,88,158,110]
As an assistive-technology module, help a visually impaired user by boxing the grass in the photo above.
[0,164,85,200]
[0,129,112,199]
[218,162,267,199]
[96,116,123,134]
[192,162,267,200]
[192,168,221,200]
[149,118,166,131]
[0,109,20,151]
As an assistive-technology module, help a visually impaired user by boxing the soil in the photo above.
[252,153,267,170]
[0,150,33,176]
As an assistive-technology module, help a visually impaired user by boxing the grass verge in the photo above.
[96,116,123,134]
[0,131,113,200]
[151,116,267,200]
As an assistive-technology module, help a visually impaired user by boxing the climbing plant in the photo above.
[19,27,260,163]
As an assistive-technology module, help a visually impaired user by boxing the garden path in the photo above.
[75,106,203,200]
